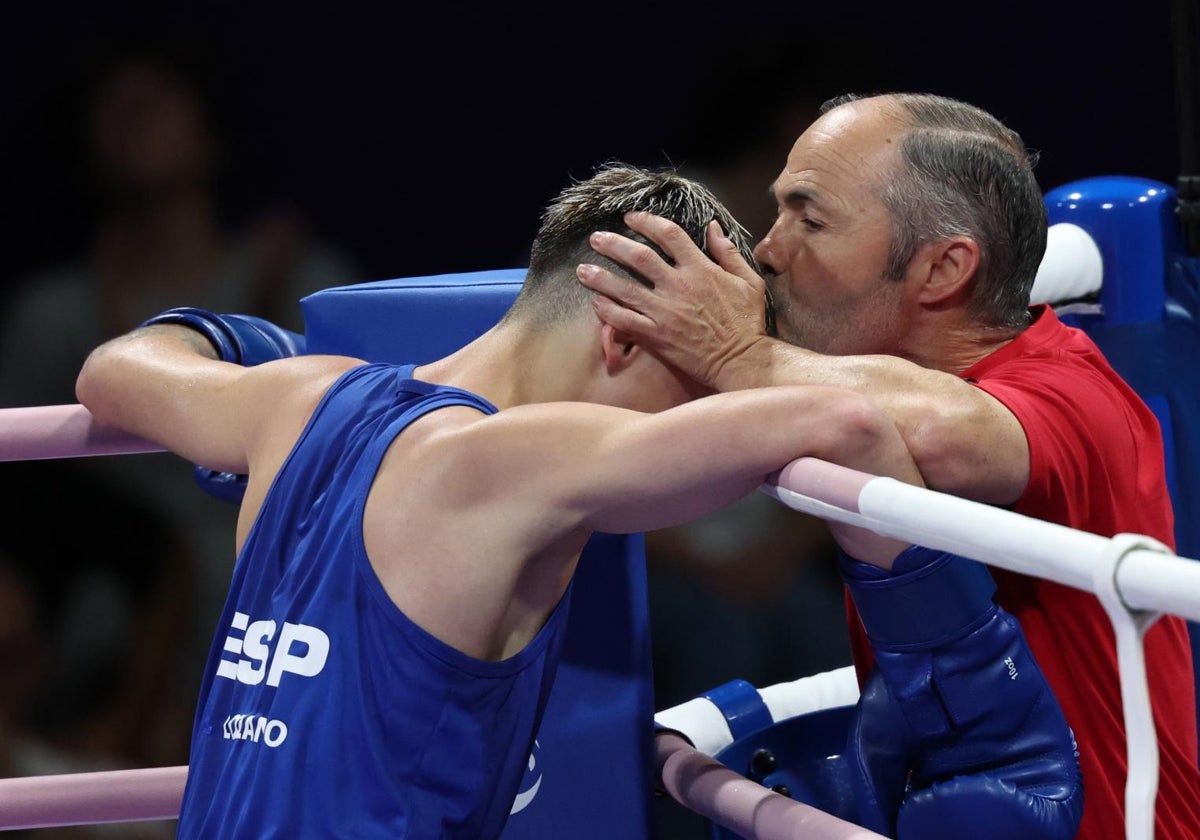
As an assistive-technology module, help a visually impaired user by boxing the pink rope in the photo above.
[0,408,176,827]
[773,458,873,512]
[0,404,162,461]
[0,765,186,829]
[655,732,887,840]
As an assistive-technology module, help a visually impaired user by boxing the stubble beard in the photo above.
[767,273,905,356]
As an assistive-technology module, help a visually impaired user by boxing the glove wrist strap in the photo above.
[138,307,240,363]
[840,548,997,650]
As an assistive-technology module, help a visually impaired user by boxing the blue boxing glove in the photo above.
[138,307,307,504]
[138,306,305,366]
[841,546,1083,840]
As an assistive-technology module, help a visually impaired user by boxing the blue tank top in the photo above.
[177,364,573,839]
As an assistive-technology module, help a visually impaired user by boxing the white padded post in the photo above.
[1030,222,1104,304]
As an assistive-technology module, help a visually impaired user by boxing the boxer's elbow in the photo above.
[75,342,133,426]
[76,351,107,420]
[819,392,923,488]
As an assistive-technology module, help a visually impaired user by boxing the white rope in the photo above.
[654,666,860,757]
[762,460,1200,622]
[758,458,1200,840]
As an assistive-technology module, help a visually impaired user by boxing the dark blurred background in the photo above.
[0,1,1188,837]
[1,0,1184,289]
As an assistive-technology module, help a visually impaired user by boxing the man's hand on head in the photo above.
[577,213,770,390]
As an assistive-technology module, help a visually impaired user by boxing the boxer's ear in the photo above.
[600,323,637,375]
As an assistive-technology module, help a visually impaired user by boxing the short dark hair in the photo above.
[506,161,759,325]
[822,93,1047,329]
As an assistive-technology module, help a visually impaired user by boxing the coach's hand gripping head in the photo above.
[138,307,306,503]
[841,547,1084,840]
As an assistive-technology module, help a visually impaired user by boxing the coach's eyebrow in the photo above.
[779,186,825,209]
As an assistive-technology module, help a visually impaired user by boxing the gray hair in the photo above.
[506,161,759,325]
[822,93,1047,329]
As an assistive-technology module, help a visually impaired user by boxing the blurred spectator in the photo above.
[0,550,176,839]
[2,31,356,403]
[0,29,362,785]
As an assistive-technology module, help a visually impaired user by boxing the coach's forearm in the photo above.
[717,339,1028,504]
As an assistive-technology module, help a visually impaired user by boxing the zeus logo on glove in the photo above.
[216,611,330,687]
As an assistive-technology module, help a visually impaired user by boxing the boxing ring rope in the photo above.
[3,406,1200,839]
[0,403,162,461]
[654,731,887,840]
[0,767,187,831]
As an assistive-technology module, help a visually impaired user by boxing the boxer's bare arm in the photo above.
[76,325,359,482]
[416,383,919,547]
[360,382,918,660]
